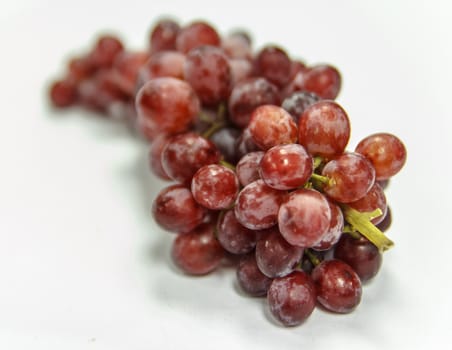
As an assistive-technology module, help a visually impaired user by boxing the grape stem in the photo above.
[342,225,362,239]
[313,156,324,170]
[304,249,321,266]
[219,159,236,171]
[202,121,227,139]
[342,206,394,252]
[310,173,331,186]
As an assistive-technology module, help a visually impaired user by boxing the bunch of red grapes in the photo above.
[49,18,407,327]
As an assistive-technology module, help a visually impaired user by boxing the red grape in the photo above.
[139,51,185,84]
[228,77,280,128]
[90,35,124,69]
[334,234,382,282]
[255,228,303,278]
[152,184,208,234]
[259,144,313,190]
[267,271,316,326]
[321,152,376,203]
[298,101,350,158]
[217,209,257,255]
[312,200,344,251]
[312,259,362,313]
[222,33,252,60]
[254,45,291,87]
[148,134,171,180]
[236,151,264,187]
[112,51,148,96]
[150,19,180,53]
[191,164,239,210]
[176,21,221,54]
[67,56,96,82]
[229,58,253,85]
[248,105,298,150]
[49,79,78,108]
[135,77,200,137]
[294,64,341,100]
[236,253,273,297]
[184,45,232,106]
[278,189,331,247]
[376,206,392,232]
[234,179,284,230]
[162,132,221,185]
[355,133,407,180]
[171,223,225,275]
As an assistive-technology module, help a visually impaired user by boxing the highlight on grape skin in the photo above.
[48,17,407,328]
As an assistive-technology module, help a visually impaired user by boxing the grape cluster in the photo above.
[49,18,407,327]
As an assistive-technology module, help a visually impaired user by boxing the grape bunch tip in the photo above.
[49,17,407,328]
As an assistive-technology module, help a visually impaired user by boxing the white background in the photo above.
[0,0,451,349]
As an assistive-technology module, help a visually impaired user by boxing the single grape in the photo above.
[255,228,303,278]
[288,60,307,81]
[267,271,316,326]
[229,58,253,85]
[150,19,180,53]
[152,184,208,234]
[347,182,387,225]
[112,51,148,96]
[298,101,350,158]
[312,200,344,251]
[236,253,272,297]
[148,134,171,180]
[248,105,298,151]
[236,151,264,187]
[281,91,320,123]
[221,33,252,60]
[234,179,284,230]
[176,21,221,54]
[67,56,96,83]
[334,234,382,282]
[217,209,257,255]
[49,79,78,108]
[297,64,341,100]
[228,77,280,128]
[90,35,124,69]
[278,189,331,247]
[171,223,225,275]
[311,259,362,313]
[191,164,239,210]
[135,77,200,137]
[321,152,376,203]
[184,45,232,106]
[210,127,241,164]
[138,51,185,85]
[235,127,261,160]
[260,144,313,190]
[355,133,407,180]
[162,132,221,185]
[254,45,292,87]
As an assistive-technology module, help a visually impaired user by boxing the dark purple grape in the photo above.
[210,127,241,164]
[334,234,382,282]
[281,91,320,123]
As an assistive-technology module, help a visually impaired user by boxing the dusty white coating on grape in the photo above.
[278,189,331,247]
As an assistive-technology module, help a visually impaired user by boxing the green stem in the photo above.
[313,156,324,170]
[310,173,331,186]
[202,121,226,139]
[342,206,394,252]
[219,159,236,171]
[342,224,362,239]
[304,249,321,266]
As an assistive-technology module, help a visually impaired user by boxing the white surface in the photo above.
[0,0,451,349]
